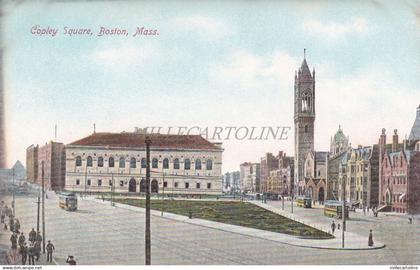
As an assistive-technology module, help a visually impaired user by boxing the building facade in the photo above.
[294,55,315,195]
[303,151,327,203]
[260,153,279,193]
[266,152,294,196]
[26,144,39,183]
[37,142,66,191]
[239,162,260,193]
[378,106,420,214]
[65,132,223,195]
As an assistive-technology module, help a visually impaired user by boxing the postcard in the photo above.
[0,0,419,268]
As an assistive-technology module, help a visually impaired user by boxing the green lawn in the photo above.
[109,198,332,239]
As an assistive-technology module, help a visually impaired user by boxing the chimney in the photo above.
[392,129,398,152]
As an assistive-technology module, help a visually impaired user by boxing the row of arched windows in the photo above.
[75,156,213,170]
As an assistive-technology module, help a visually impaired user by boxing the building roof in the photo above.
[68,132,222,150]
[408,105,420,141]
[299,58,313,81]
[333,126,348,143]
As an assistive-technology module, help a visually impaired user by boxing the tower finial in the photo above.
[304,48,306,59]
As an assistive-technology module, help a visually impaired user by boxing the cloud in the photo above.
[211,49,299,91]
[172,15,231,40]
[88,42,159,71]
[302,17,371,41]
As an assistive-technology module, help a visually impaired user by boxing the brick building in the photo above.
[37,141,66,191]
[26,144,39,183]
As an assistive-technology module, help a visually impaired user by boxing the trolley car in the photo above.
[296,195,312,208]
[324,200,349,218]
[59,192,78,211]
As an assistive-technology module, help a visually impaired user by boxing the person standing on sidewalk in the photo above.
[46,240,55,263]
[10,232,17,249]
[28,228,36,243]
[18,233,25,249]
[368,229,374,247]
[331,220,336,234]
[28,244,35,265]
[20,243,27,265]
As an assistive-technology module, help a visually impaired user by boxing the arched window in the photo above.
[109,157,115,168]
[152,158,158,168]
[119,157,126,168]
[304,125,308,133]
[130,157,136,168]
[163,158,169,169]
[184,159,191,170]
[206,159,213,170]
[98,156,104,167]
[75,156,82,167]
[195,159,202,170]
[87,156,93,167]
[174,158,180,169]
[141,158,146,168]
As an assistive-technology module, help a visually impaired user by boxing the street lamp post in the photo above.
[161,172,165,216]
[12,168,15,218]
[342,176,346,249]
[41,161,46,254]
[145,137,152,265]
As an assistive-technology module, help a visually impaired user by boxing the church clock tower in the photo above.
[294,50,315,195]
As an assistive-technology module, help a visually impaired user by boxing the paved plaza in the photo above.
[0,193,419,265]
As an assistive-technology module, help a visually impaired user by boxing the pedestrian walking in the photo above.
[66,255,76,265]
[363,205,366,216]
[34,241,41,261]
[28,228,36,243]
[20,243,27,265]
[408,216,413,224]
[14,219,20,233]
[368,229,374,246]
[337,223,341,230]
[18,233,25,248]
[10,232,17,249]
[331,220,336,234]
[28,244,35,265]
[46,240,55,263]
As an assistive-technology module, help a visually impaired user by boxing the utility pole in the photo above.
[145,136,151,265]
[111,173,114,206]
[84,164,88,198]
[161,173,165,216]
[12,168,15,217]
[42,161,46,254]
[342,176,346,249]
[36,188,40,234]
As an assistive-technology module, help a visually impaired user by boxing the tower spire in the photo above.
[304,48,306,59]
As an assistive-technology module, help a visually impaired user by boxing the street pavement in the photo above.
[0,193,418,265]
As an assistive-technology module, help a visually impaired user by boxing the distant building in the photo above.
[260,153,280,193]
[379,107,420,214]
[37,142,66,191]
[0,161,26,182]
[223,171,240,193]
[267,152,294,197]
[26,144,39,183]
[65,132,223,195]
[239,162,260,193]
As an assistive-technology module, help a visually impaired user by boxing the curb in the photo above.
[88,197,386,251]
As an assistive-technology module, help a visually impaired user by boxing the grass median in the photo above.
[108,198,332,239]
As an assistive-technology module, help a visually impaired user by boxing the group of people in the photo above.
[10,228,54,265]
[1,201,57,265]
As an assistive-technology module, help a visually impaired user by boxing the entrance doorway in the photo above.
[128,178,136,192]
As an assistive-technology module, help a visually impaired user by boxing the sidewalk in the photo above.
[87,196,385,251]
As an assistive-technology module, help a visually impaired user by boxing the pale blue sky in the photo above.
[3,0,420,172]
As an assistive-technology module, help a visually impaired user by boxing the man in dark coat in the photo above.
[331,220,336,234]
[46,240,55,263]
[20,243,28,265]
[18,233,26,249]
[29,228,36,243]
[10,232,17,249]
